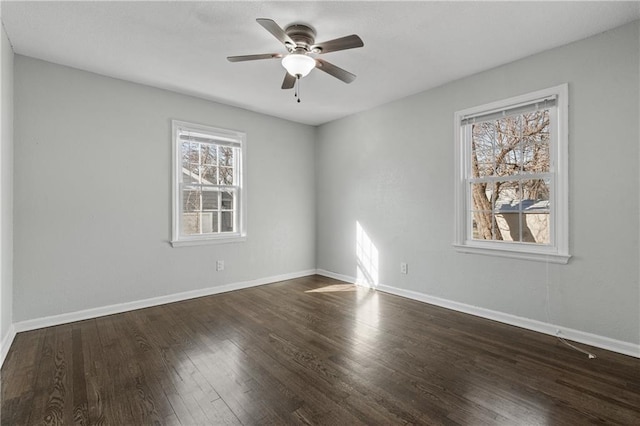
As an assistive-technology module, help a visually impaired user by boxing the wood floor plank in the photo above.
[76,320,108,426]
[2,275,639,425]
[70,326,89,426]
[25,328,59,425]
[0,329,45,426]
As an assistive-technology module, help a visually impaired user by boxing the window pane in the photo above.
[521,139,550,174]
[181,142,197,184]
[197,144,206,164]
[201,212,217,233]
[202,190,218,211]
[184,142,199,163]
[493,115,521,177]
[219,167,233,185]
[494,180,519,206]
[183,188,200,212]
[181,142,190,168]
[220,147,234,167]
[472,211,497,240]
[221,191,234,210]
[182,166,196,184]
[182,212,200,235]
[471,122,495,177]
[470,182,496,212]
[525,211,550,245]
[522,178,550,244]
[212,211,219,233]
[493,180,521,242]
[521,110,550,174]
[470,181,499,241]
[519,178,550,203]
[189,164,202,183]
[181,141,197,163]
[221,211,234,232]
[200,166,217,184]
[200,144,217,165]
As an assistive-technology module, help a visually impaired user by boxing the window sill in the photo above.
[453,243,571,264]
[171,236,246,247]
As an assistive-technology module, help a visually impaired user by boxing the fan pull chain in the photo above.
[295,75,301,103]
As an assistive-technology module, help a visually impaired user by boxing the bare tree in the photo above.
[471,110,550,241]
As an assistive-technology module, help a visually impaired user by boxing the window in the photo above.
[453,84,570,263]
[171,120,246,247]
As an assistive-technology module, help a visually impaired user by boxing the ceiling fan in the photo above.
[227,18,364,102]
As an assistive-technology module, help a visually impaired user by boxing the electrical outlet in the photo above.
[400,262,408,274]
[216,260,224,271]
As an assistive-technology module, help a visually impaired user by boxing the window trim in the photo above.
[453,84,570,264]
[171,120,247,247]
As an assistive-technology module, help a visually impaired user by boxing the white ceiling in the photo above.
[2,1,639,126]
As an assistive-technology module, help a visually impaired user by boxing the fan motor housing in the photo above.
[285,24,317,51]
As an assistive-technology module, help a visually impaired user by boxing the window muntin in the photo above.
[172,121,245,246]
[454,85,569,263]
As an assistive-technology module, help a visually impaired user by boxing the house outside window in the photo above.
[171,120,246,247]
[453,84,570,263]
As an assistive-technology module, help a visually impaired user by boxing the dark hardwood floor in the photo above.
[1,275,639,425]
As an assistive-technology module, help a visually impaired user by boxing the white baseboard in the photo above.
[314,269,357,284]
[316,269,640,358]
[13,269,317,335]
[0,323,17,367]
[5,268,638,365]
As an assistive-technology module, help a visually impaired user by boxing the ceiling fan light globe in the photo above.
[282,54,316,78]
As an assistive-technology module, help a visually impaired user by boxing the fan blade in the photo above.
[282,73,296,90]
[315,59,356,84]
[227,53,283,62]
[256,18,295,47]
[312,34,364,54]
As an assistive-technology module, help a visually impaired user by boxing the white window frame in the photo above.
[453,84,570,264]
[171,120,247,247]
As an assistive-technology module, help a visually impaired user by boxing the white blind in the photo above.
[461,95,557,126]
[178,131,242,148]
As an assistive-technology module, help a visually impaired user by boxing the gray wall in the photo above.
[1,24,14,342]
[316,21,639,344]
[14,56,316,321]
[9,21,640,348]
